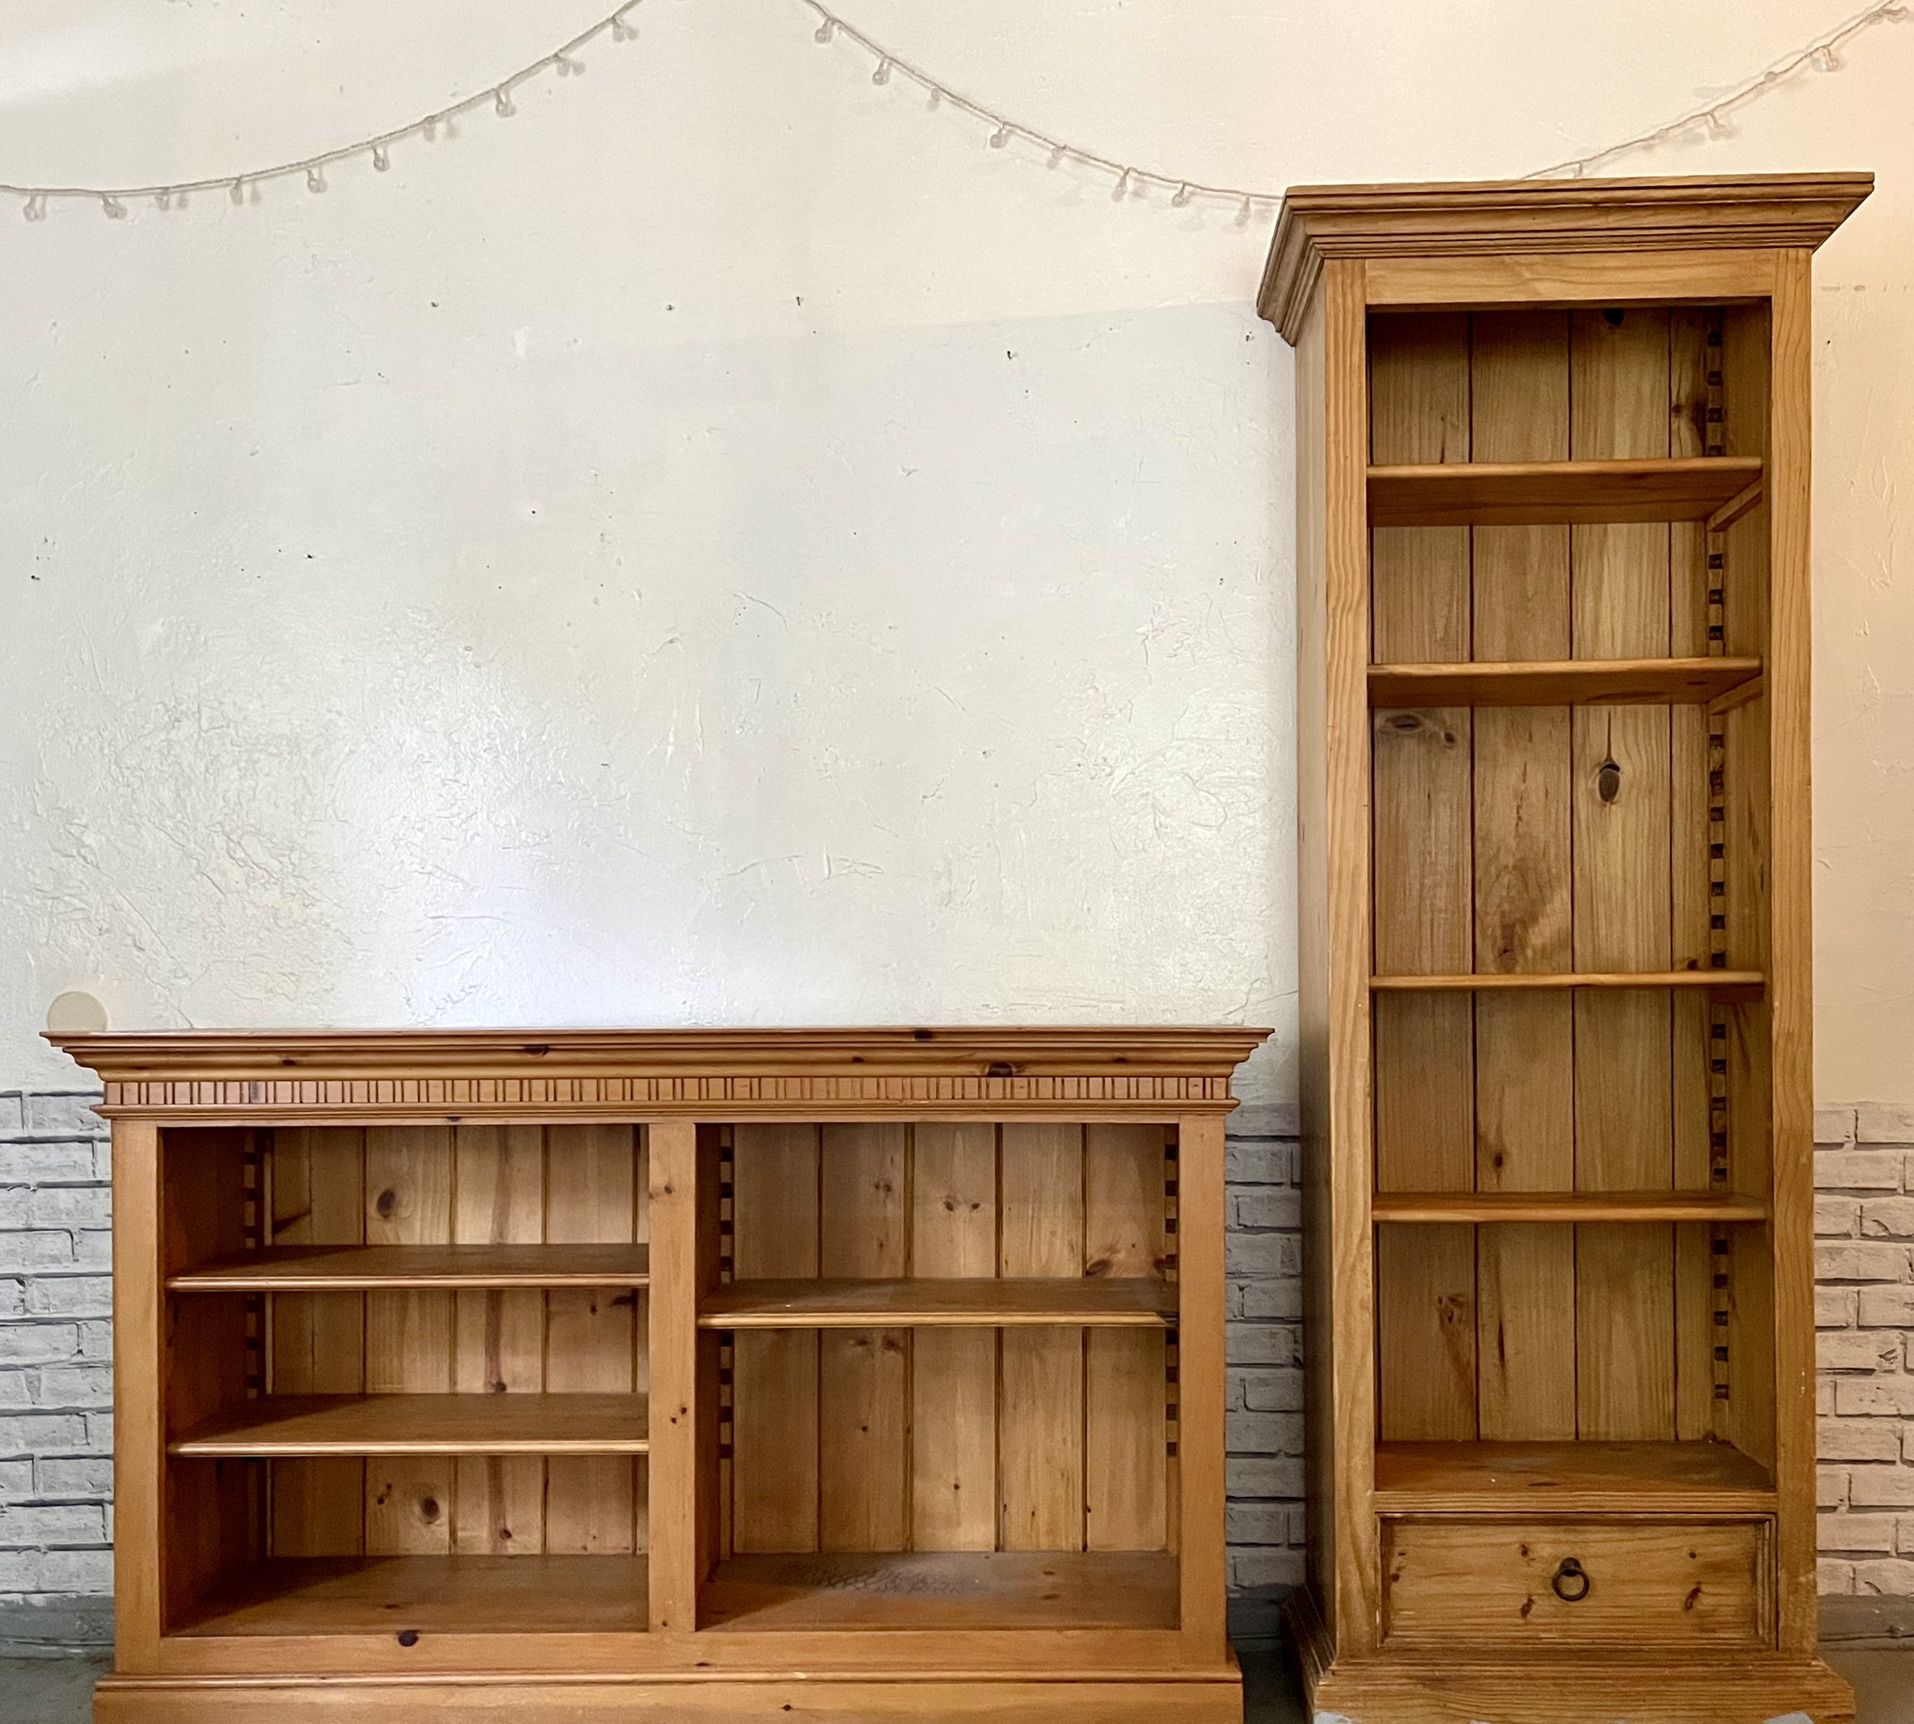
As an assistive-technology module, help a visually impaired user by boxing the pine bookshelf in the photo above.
[1263,171,1871,1722]
[51,1025,1263,1722]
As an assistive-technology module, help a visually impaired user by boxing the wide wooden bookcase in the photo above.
[1261,174,1870,1721]
[52,1026,1263,1723]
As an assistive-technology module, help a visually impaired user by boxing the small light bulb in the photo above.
[1172,183,1191,207]
[990,123,1011,149]
[1811,43,1840,69]
[423,118,438,141]
[22,193,45,221]
[1111,170,1130,202]
[1048,144,1066,168]
[157,190,172,210]
[611,9,636,41]
[814,19,835,42]
[230,178,245,205]
[101,194,125,219]
[1705,109,1733,137]
[496,86,517,116]
[306,165,326,192]
[373,143,391,171]
[872,58,891,85]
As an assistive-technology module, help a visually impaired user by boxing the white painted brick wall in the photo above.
[1815,1102,1914,1598]
[0,1091,115,1612]
[0,1091,1313,1626]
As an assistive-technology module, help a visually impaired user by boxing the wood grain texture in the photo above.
[817,1124,909,1552]
[703,1277,1172,1328]
[267,1128,367,1561]
[1468,307,1576,1446]
[997,1124,1085,1552]
[1373,1438,1774,1513]
[908,1124,999,1553]
[361,1128,454,1556]
[451,1126,544,1558]
[1369,655,1759,707]
[543,1126,643,1557]
[1569,307,1677,1444]
[1382,1517,1769,1648]
[1766,250,1818,1653]
[1369,310,1477,1446]
[643,1121,701,1632]
[1083,1125,1169,1552]
[179,1243,650,1290]
[1368,455,1760,525]
[174,1395,649,1456]
[728,1124,820,1554]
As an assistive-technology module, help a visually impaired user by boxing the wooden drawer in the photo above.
[1381,1517,1772,1649]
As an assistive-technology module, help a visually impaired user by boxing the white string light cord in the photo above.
[1,0,1906,220]
[5,1,643,219]
[803,0,1911,210]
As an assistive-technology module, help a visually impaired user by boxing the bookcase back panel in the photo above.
[725,1122,1174,1557]
[1366,303,1777,1453]
[261,1124,652,1561]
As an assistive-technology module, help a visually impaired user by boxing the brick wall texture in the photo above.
[12,1092,1909,1616]
[0,1094,1311,1620]
[1814,1101,1914,1596]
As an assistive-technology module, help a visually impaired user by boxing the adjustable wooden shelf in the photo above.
[51,1025,1263,1723]
[1262,172,1870,1722]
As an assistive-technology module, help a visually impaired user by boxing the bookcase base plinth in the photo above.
[94,1668,1245,1724]
[1288,1589,1853,1724]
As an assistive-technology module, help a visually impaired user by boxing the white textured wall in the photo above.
[0,0,1909,1106]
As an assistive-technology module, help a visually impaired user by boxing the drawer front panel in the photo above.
[1381,1517,1771,1649]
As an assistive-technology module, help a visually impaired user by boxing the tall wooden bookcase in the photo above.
[1261,175,1870,1722]
[52,1026,1263,1723]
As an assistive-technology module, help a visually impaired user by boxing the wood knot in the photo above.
[374,1188,397,1220]
[1597,757,1622,804]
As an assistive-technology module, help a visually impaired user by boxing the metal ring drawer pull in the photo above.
[1551,1557,1591,1603]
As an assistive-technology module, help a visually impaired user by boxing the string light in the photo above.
[0,0,643,219]
[0,0,1901,222]
[799,0,1911,206]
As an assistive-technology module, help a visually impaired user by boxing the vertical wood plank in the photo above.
[1470,309,1577,1442]
[1570,306,1677,1441]
[268,1128,366,1557]
[112,1121,163,1666]
[1084,1124,1168,1550]
[362,1126,454,1554]
[646,1120,701,1632]
[909,1123,998,1551]
[729,1124,820,1553]
[818,1123,910,1551]
[450,1125,544,1555]
[998,1122,1084,1550]
[1669,309,1718,1441]
[1295,258,1379,1650]
[1764,252,1817,1652]
[1175,1117,1229,1660]
[544,1125,640,1555]
[1369,310,1476,1442]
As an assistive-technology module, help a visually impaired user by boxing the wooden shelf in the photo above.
[168,1244,651,1292]
[1368,656,1762,709]
[169,1394,649,1457]
[1370,969,1763,995]
[172,1555,648,1638]
[1367,456,1763,527]
[1373,1190,1768,1224]
[700,1551,1178,1633]
[698,1277,1176,1329]
[1374,1440,1777,1515]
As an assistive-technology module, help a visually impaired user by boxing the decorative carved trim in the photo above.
[1259,172,1873,342]
[47,1027,1269,1121]
[93,1073,1238,1121]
